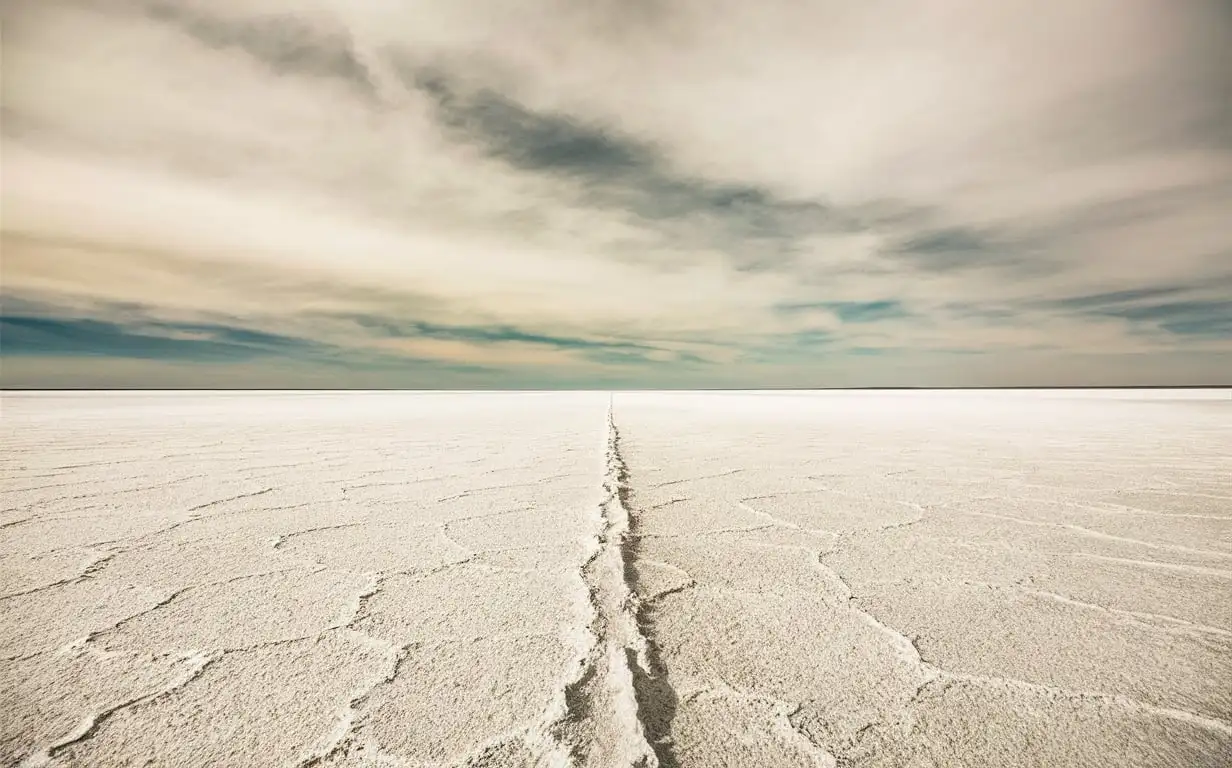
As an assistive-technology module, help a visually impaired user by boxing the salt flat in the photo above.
[1,390,1230,767]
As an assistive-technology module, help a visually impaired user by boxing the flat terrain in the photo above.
[2,390,1230,767]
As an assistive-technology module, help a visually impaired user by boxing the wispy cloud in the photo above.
[2,0,1229,387]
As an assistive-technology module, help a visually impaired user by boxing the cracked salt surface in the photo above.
[2,390,1230,767]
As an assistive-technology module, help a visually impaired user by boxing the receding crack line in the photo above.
[649,469,745,490]
[438,522,473,558]
[951,508,1232,560]
[531,398,663,767]
[615,405,682,768]
[811,552,936,674]
[629,524,779,541]
[737,499,830,541]
[0,548,120,602]
[188,487,275,512]
[647,498,690,512]
[1073,553,1232,579]
[0,515,36,530]
[643,580,698,604]
[814,557,1232,738]
[21,650,217,766]
[341,471,465,492]
[336,572,384,630]
[680,685,836,767]
[939,670,1232,737]
[273,521,366,550]
[436,477,569,503]
[441,505,535,527]
[963,580,1232,640]
[295,631,409,768]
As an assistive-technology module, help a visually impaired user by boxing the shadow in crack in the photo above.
[623,519,681,767]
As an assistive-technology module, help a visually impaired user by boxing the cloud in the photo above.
[0,303,498,375]
[2,316,282,361]
[1084,299,1232,339]
[2,0,1229,386]
[776,301,908,325]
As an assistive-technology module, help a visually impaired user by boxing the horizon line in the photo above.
[3,385,1229,393]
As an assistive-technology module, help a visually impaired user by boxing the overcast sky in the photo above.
[3,0,1230,388]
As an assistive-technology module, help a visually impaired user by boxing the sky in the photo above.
[2,0,1230,388]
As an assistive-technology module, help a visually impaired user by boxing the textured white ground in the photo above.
[1,390,1230,768]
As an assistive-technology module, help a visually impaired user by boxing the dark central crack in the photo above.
[612,403,682,768]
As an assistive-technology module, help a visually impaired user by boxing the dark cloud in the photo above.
[415,74,652,177]
[888,227,1001,272]
[403,66,848,269]
[139,1,376,95]
[1025,285,1232,339]
[0,313,495,373]
[884,220,1073,278]
[1159,314,1232,338]
[0,315,310,361]
[948,287,1232,340]
[0,291,716,381]
[1095,299,1232,338]
[346,314,702,366]
[350,314,646,352]
[1034,180,1232,241]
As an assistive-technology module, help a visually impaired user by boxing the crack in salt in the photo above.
[527,398,662,767]
[0,547,120,602]
[20,650,217,767]
[815,555,1232,739]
